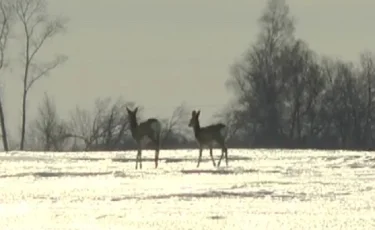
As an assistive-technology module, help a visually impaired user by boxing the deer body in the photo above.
[189,110,228,168]
[127,107,162,169]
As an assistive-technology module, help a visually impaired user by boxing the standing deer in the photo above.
[188,110,228,168]
[126,107,162,169]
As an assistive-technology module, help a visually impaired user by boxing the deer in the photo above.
[126,107,162,169]
[188,110,228,168]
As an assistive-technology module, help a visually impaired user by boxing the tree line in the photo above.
[1,0,375,152]
[222,0,375,150]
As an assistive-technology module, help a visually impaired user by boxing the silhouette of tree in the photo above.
[227,0,297,146]
[14,0,68,150]
[0,0,13,151]
[27,93,69,151]
[161,102,190,147]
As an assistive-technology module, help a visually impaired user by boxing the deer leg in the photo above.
[209,146,216,167]
[155,149,159,168]
[139,149,142,169]
[155,143,160,168]
[218,145,225,167]
[136,148,141,169]
[197,147,203,168]
[155,135,161,168]
[136,146,143,170]
[224,146,228,166]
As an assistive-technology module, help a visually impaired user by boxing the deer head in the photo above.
[126,107,138,123]
[188,110,200,127]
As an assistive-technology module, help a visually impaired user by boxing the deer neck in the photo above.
[129,118,139,136]
[193,120,201,137]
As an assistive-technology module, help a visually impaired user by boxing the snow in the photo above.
[0,149,374,230]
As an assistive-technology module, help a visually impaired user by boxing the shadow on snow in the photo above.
[180,168,282,175]
[65,155,252,163]
[110,189,329,202]
[0,171,113,178]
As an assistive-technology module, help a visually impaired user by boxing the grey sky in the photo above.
[2,0,375,142]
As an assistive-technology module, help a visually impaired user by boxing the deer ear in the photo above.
[126,107,131,113]
[196,110,200,117]
[134,107,138,113]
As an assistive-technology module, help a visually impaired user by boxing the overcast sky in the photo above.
[1,0,375,142]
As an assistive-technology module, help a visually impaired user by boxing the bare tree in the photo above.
[68,100,108,151]
[96,98,133,150]
[161,102,189,145]
[359,51,375,148]
[0,0,13,151]
[213,102,243,144]
[226,0,296,146]
[68,97,134,151]
[14,0,68,150]
[280,40,325,145]
[28,92,69,151]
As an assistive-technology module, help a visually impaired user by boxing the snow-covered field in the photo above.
[0,149,374,230]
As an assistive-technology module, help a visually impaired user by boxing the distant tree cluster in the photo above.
[222,0,375,150]
[25,96,192,151]
[1,0,374,151]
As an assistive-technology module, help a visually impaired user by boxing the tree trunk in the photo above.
[0,96,8,152]
[20,91,27,150]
